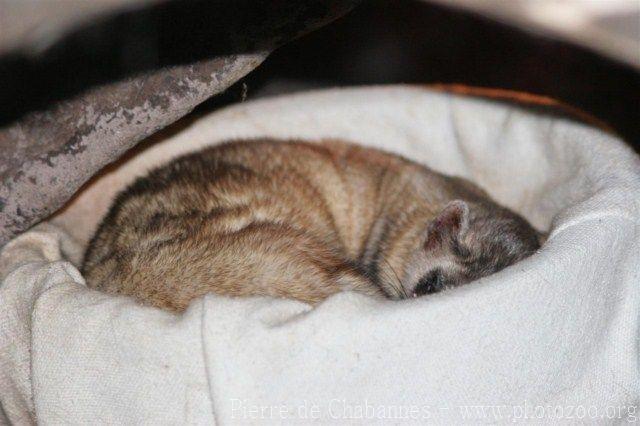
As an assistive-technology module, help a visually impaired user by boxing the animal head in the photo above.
[397,200,542,298]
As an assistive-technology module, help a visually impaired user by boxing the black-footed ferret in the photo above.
[82,139,542,312]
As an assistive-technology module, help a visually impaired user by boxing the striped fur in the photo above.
[83,139,540,312]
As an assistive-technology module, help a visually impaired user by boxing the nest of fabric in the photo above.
[1,86,638,423]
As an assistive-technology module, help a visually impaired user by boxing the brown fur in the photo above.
[82,139,541,312]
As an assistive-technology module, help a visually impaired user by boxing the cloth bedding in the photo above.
[1,86,638,424]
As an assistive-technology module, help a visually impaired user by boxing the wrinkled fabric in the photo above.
[2,87,639,424]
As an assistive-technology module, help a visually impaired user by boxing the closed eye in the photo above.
[413,269,444,297]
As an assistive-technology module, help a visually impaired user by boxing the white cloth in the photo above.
[1,86,639,424]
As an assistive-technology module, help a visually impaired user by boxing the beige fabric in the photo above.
[1,86,639,424]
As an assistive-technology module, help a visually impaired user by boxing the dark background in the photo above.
[212,0,640,148]
[3,0,639,147]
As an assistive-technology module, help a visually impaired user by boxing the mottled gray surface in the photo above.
[0,55,266,245]
[0,0,359,246]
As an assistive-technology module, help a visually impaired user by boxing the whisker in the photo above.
[380,258,407,299]
[375,268,395,296]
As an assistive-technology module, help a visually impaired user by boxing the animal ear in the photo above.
[425,200,470,250]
